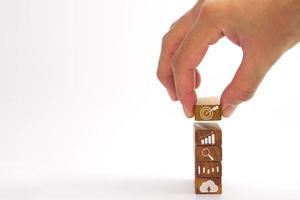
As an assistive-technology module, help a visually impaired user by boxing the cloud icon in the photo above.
[199,180,218,193]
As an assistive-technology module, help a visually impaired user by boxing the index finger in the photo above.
[171,18,223,117]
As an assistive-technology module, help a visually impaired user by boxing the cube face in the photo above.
[195,146,222,162]
[195,161,222,178]
[195,178,222,194]
[194,105,222,121]
[194,123,222,146]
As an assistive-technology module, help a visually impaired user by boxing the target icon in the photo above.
[199,106,219,120]
[200,107,214,120]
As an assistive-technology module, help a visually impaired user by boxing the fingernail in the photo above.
[183,106,193,118]
[222,105,237,118]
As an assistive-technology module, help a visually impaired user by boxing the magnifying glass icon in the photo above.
[201,148,214,161]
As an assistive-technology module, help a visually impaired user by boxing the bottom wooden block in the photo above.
[195,178,222,194]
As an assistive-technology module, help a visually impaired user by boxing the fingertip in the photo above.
[222,105,236,118]
[179,92,197,118]
[220,83,241,110]
[182,105,193,118]
[220,85,237,118]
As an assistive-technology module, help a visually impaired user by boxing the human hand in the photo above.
[157,0,300,118]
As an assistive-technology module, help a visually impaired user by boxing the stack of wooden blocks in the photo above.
[194,97,222,194]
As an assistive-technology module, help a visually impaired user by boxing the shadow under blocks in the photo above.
[194,97,222,194]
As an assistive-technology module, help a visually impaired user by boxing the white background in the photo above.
[1,0,300,199]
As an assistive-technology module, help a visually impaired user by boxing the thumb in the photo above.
[221,52,269,117]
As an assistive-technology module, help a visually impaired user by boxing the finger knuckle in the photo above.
[171,53,198,73]
[201,1,218,17]
[156,70,170,85]
[156,70,163,81]
[162,33,170,45]
[169,21,177,30]
[200,0,225,21]
[235,88,254,102]
[162,32,175,49]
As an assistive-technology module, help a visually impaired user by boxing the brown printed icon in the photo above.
[195,178,222,194]
[195,146,222,162]
[195,161,222,178]
[194,97,222,121]
[194,123,222,146]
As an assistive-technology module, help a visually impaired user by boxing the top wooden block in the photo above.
[194,97,222,121]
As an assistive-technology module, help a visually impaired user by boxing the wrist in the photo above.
[274,0,300,49]
[286,0,300,45]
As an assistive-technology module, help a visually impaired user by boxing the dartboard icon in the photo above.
[199,106,214,120]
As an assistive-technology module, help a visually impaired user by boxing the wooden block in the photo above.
[195,146,222,161]
[194,97,222,121]
[195,161,222,178]
[195,178,222,194]
[194,123,222,146]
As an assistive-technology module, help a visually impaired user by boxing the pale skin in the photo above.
[157,0,300,117]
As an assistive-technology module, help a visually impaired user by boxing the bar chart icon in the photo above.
[195,161,222,178]
[198,165,220,175]
[201,132,215,145]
